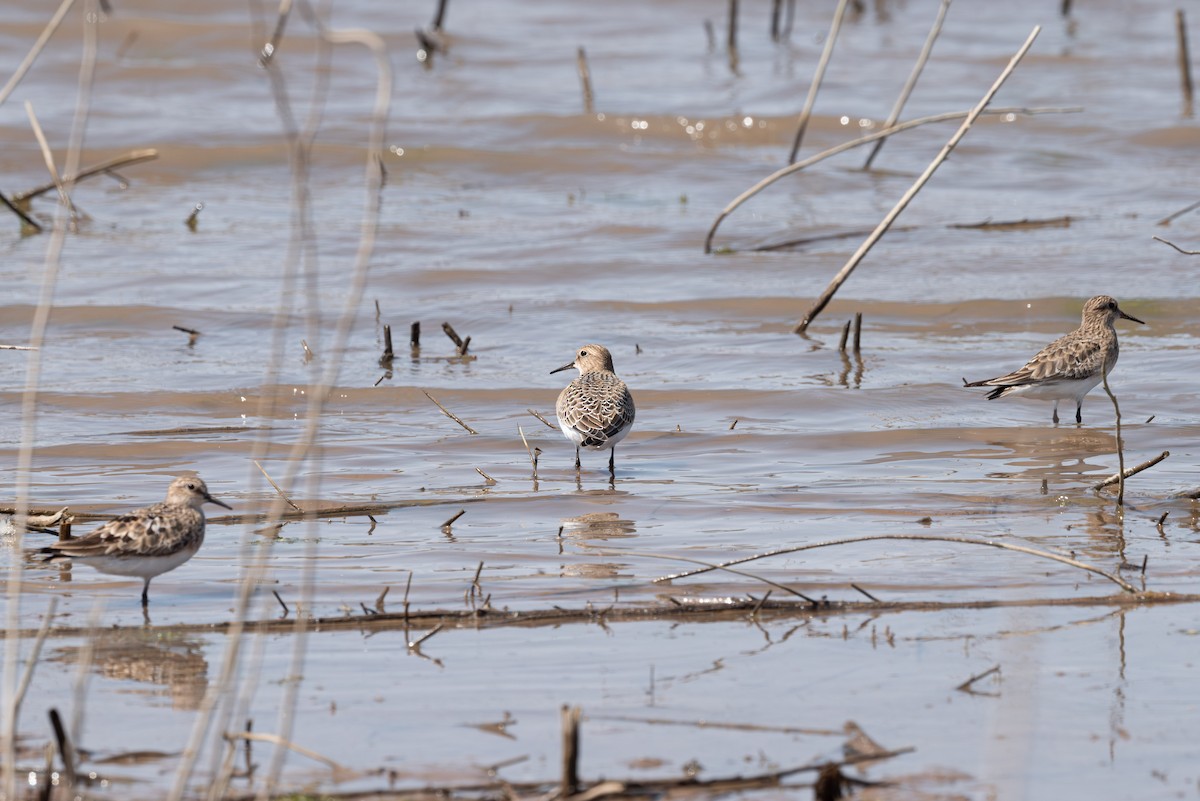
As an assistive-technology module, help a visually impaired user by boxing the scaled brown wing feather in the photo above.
[972,332,1105,388]
[45,503,195,558]
[558,374,635,447]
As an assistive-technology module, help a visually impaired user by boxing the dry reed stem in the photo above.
[3,6,96,795]
[576,47,594,114]
[1178,10,1194,117]
[25,102,77,221]
[561,704,582,797]
[596,549,818,603]
[1099,360,1126,506]
[11,600,56,725]
[1153,235,1200,254]
[0,0,76,108]
[704,105,1077,253]
[1093,451,1168,492]
[423,390,478,434]
[647,530,1137,593]
[13,148,159,202]
[528,408,557,429]
[0,192,42,233]
[794,26,1042,334]
[253,460,303,512]
[224,730,346,773]
[787,0,852,163]
[863,0,952,170]
[592,714,839,737]
[1155,201,1200,226]
[475,467,497,484]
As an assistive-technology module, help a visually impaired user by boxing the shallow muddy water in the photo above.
[2,0,1200,799]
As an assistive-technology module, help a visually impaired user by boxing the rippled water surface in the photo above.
[3,0,1200,798]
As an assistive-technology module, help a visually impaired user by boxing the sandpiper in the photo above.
[963,295,1144,424]
[39,475,231,606]
[551,344,636,477]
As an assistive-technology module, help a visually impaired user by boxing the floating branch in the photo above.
[0,191,41,233]
[794,27,1042,334]
[576,47,594,114]
[955,664,1000,693]
[705,105,1078,253]
[1092,451,1169,492]
[184,202,203,231]
[13,148,160,203]
[422,389,478,434]
[474,467,497,484]
[788,0,852,163]
[223,731,346,773]
[951,215,1073,231]
[863,0,952,170]
[440,509,465,534]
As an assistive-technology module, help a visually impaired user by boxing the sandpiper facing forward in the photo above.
[39,475,231,606]
[551,344,636,478]
[963,295,1144,424]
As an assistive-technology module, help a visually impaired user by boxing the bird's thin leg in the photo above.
[141,579,151,607]
[608,447,615,479]
[1052,403,1059,425]
[574,447,581,472]
[1075,402,1083,425]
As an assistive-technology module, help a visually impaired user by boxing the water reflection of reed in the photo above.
[49,629,209,711]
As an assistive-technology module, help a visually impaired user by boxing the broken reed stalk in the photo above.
[704,105,1077,253]
[0,0,74,109]
[441,509,465,531]
[430,0,449,31]
[646,530,1138,594]
[442,321,469,355]
[863,0,952,170]
[253,460,303,512]
[1156,201,1200,226]
[475,467,497,484]
[410,320,421,351]
[15,149,161,203]
[852,312,862,354]
[1099,359,1126,506]
[1178,9,1194,117]
[224,730,345,772]
[12,599,56,723]
[527,408,558,429]
[794,26,1042,334]
[837,320,851,352]
[184,202,204,231]
[727,0,738,53]
[561,705,582,797]
[955,664,1000,692]
[25,102,77,221]
[518,426,539,478]
[770,0,782,41]
[787,0,851,163]
[422,389,478,434]
[380,324,394,365]
[0,191,42,233]
[1093,451,1168,491]
[48,708,77,788]
[576,47,594,114]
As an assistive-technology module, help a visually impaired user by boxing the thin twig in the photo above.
[0,191,42,233]
[1156,200,1200,226]
[25,102,77,220]
[647,531,1138,594]
[422,390,478,434]
[0,0,76,109]
[1153,235,1200,254]
[441,509,466,530]
[408,623,444,649]
[794,27,1042,333]
[1178,9,1194,117]
[253,460,303,512]
[271,590,290,617]
[704,106,1078,253]
[863,0,952,169]
[13,600,57,722]
[475,467,497,484]
[788,0,851,163]
[527,408,557,429]
[1099,359,1126,506]
[595,549,819,603]
[1092,451,1168,491]
[518,426,539,478]
[955,664,1000,692]
[850,583,879,602]
[13,148,159,202]
[48,708,77,787]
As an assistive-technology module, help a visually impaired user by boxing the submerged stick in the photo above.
[576,47,594,114]
[380,324,394,365]
[794,26,1042,333]
[788,0,851,163]
[253,460,303,512]
[422,390,478,434]
[0,191,42,233]
[442,321,469,355]
[1153,235,1200,255]
[1155,201,1200,226]
[48,708,77,787]
[184,202,203,231]
[863,0,952,170]
[852,312,862,354]
[430,0,449,31]
[955,664,1000,692]
[705,105,1077,253]
[1092,451,1168,491]
[528,408,557,429]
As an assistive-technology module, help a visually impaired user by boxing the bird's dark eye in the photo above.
[580,350,588,357]
[187,483,196,490]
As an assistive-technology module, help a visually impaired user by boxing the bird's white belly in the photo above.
[1004,375,1102,402]
[76,544,200,580]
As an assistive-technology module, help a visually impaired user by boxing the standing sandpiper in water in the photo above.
[963,295,1144,425]
[551,344,636,478]
[39,475,231,607]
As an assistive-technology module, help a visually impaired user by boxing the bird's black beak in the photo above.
[549,362,575,375]
[1119,309,1145,325]
[206,492,233,510]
